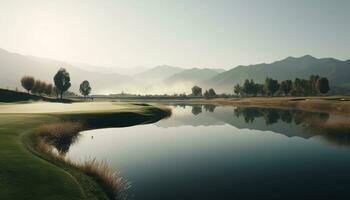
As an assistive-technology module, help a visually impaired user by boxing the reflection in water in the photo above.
[191,105,202,115]
[233,107,329,127]
[52,134,80,155]
[203,104,216,113]
[172,104,349,147]
[54,105,348,156]
[66,104,350,200]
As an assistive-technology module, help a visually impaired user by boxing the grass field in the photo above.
[0,102,170,200]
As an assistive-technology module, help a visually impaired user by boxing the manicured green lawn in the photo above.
[0,102,170,200]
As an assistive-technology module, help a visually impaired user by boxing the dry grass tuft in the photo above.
[38,122,82,154]
[38,121,83,140]
[80,158,130,200]
[37,124,130,200]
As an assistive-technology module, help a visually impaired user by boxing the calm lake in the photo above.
[66,105,350,200]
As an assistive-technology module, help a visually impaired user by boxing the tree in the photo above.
[208,88,216,97]
[44,84,53,96]
[256,84,265,96]
[317,77,330,94]
[191,86,202,96]
[38,82,47,94]
[264,78,279,96]
[280,80,293,96]
[234,84,242,96]
[32,80,44,94]
[309,75,320,94]
[21,76,35,93]
[79,80,91,98]
[204,88,216,98]
[54,68,71,99]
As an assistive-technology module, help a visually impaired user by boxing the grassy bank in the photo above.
[0,102,170,200]
[0,88,75,103]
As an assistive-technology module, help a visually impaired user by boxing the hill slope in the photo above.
[165,68,222,85]
[208,55,350,93]
[134,65,184,81]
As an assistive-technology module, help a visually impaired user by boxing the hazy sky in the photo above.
[0,0,349,69]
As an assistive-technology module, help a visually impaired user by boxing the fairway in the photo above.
[0,102,130,113]
[0,102,170,200]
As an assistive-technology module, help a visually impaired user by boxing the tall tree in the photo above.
[191,86,202,96]
[264,78,279,96]
[317,77,330,94]
[234,84,241,96]
[309,75,320,94]
[79,80,92,99]
[280,80,293,96]
[21,76,35,93]
[54,68,71,99]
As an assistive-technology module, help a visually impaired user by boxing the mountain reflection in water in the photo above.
[63,104,350,200]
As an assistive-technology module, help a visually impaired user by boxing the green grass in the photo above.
[0,102,171,200]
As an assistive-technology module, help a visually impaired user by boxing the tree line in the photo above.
[21,68,92,100]
[191,86,217,98]
[233,75,330,97]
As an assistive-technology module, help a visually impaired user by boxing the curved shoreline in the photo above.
[0,103,171,200]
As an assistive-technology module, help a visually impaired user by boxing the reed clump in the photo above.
[80,158,130,200]
[37,122,130,200]
[37,122,82,154]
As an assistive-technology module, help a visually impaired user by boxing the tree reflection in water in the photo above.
[233,106,350,147]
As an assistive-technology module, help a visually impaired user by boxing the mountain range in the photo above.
[0,48,349,94]
[208,55,350,93]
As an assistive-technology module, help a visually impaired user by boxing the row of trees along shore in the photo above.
[191,86,217,98]
[234,75,329,97]
[191,75,329,98]
[21,68,92,100]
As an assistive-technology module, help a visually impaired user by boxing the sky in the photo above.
[0,0,349,69]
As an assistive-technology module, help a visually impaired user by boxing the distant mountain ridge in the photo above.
[208,55,350,93]
[165,68,223,85]
[0,47,349,94]
[0,48,131,94]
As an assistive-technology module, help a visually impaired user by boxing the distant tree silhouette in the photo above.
[234,75,329,97]
[44,84,53,96]
[234,84,242,96]
[204,88,216,98]
[208,88,216,97]
[21,76,35,93]
[264,78,279,96]
[317,77,330,94]
[309,75,320,95]
[280,80,293,96]
[79,80,91,99]
[32,80,44,94]
[54,68,71,99]
[191,86,202,96]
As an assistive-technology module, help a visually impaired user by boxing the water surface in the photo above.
[66,105,350,200]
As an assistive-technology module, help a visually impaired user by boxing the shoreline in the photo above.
[0,102,171,200]
[112,96,350,116]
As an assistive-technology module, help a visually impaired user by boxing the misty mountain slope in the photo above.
[0,48,131,93]
[208,55,350,92]
[134,65,184,81]
[165,68,222,85]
